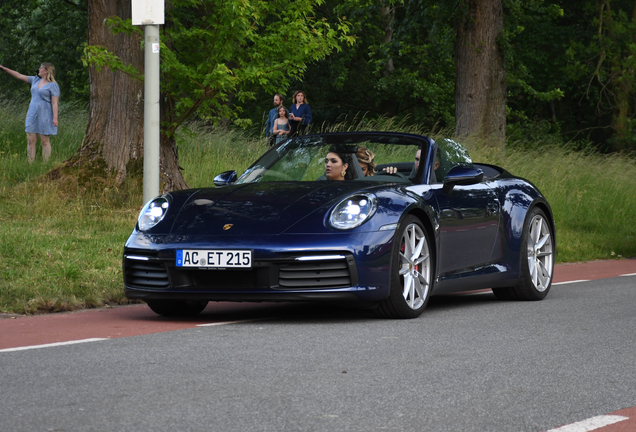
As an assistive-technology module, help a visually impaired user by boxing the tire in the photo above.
[376,215,434,319]
[146,300,208,317]
[492,207,554,301]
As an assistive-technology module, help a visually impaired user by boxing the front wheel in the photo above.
[146,300,208,317]
[376,216,434,319]
[493,207,554,301]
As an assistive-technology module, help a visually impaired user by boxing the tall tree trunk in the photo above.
[454,0,506,143]
[70,0,187,194]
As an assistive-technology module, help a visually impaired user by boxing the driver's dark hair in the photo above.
[328,146,355,180]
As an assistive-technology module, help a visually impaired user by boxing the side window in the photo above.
[432,138,473,183]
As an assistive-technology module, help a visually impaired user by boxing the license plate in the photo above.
[176,250,252,268]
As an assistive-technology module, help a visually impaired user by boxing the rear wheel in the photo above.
[376,216,433,319]
[493,208,554,301]
[146,300,208,317]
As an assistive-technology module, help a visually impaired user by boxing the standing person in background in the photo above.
[0,62,60,163]
[265,94,284,147]
[289,90,312,136]
[272,105,291,144]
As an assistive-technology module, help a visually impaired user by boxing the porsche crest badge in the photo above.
[223,224,233,230]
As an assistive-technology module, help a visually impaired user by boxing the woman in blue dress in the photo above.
[289,90,312,137]
[0,62,60,163]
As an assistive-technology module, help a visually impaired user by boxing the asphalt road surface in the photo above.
[1,260,635,432]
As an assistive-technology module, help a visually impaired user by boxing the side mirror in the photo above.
[213,170,238,186]
[442,166,484,194]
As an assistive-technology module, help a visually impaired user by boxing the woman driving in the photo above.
[324,150,353,181]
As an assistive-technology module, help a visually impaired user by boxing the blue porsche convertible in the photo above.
[123,132,555,318]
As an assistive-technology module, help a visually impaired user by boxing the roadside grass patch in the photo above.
[0,179,141,314]
[0,100,88,189]
[463,139,636,263]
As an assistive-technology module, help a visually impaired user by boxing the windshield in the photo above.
[236,133,429,185]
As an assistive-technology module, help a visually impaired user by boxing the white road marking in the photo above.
[0,338,109,353]
[546,415,628,432]
[552,280,590,285]
[620,273,636,277]
[196,319,261,327]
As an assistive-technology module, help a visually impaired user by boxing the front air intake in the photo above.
[124,258,170,289]
[279,259,351,289]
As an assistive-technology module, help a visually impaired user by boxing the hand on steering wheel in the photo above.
[382,166,408,179]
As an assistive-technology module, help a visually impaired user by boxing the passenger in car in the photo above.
[382,149,422,176]
[356,146,377,176]
[429,148,441,183]
[381,147,443,183]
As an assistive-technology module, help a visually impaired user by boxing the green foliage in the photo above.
[565,0,636,151]
[273,0,456,131]
[85,0,353,135]
[82,44,144,79]
[0,0,88,102]
[502,0,566,132]
[3,0,636,151]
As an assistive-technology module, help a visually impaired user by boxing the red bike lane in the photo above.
[1,259,635,351]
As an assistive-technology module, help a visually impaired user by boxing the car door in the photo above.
[429,182,501,277]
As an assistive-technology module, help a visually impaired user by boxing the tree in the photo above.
[501,0,566,143]
[67,0,146,187]
[588,0,636,151]
[454,0,507,142]
[70,0,352,193]
[261,0,456,131]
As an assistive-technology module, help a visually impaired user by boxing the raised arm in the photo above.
[0,64,30,83]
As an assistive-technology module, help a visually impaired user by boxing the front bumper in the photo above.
[123,231,396,303]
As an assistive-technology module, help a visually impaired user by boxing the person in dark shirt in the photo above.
[265,93,283,147]
[289,90,312,136]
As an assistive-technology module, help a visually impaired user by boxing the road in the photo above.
[0,260,635,432]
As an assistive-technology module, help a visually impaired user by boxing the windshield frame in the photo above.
[236,132,436,185]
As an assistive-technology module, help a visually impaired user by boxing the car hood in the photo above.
[167,181,375,236]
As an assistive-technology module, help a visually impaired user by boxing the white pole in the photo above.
[143,25,161,204]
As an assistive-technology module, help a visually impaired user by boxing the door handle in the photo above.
[487,202,499,216]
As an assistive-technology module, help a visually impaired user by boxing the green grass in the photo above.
[1,104,635,315]
[0,100,88,188]
[177,123,265,187]
[461,138,636,262]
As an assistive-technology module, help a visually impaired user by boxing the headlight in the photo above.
[329,193,378,230]
[138,196,170,231]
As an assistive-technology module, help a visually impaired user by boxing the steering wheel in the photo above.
[381,168,409,180]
